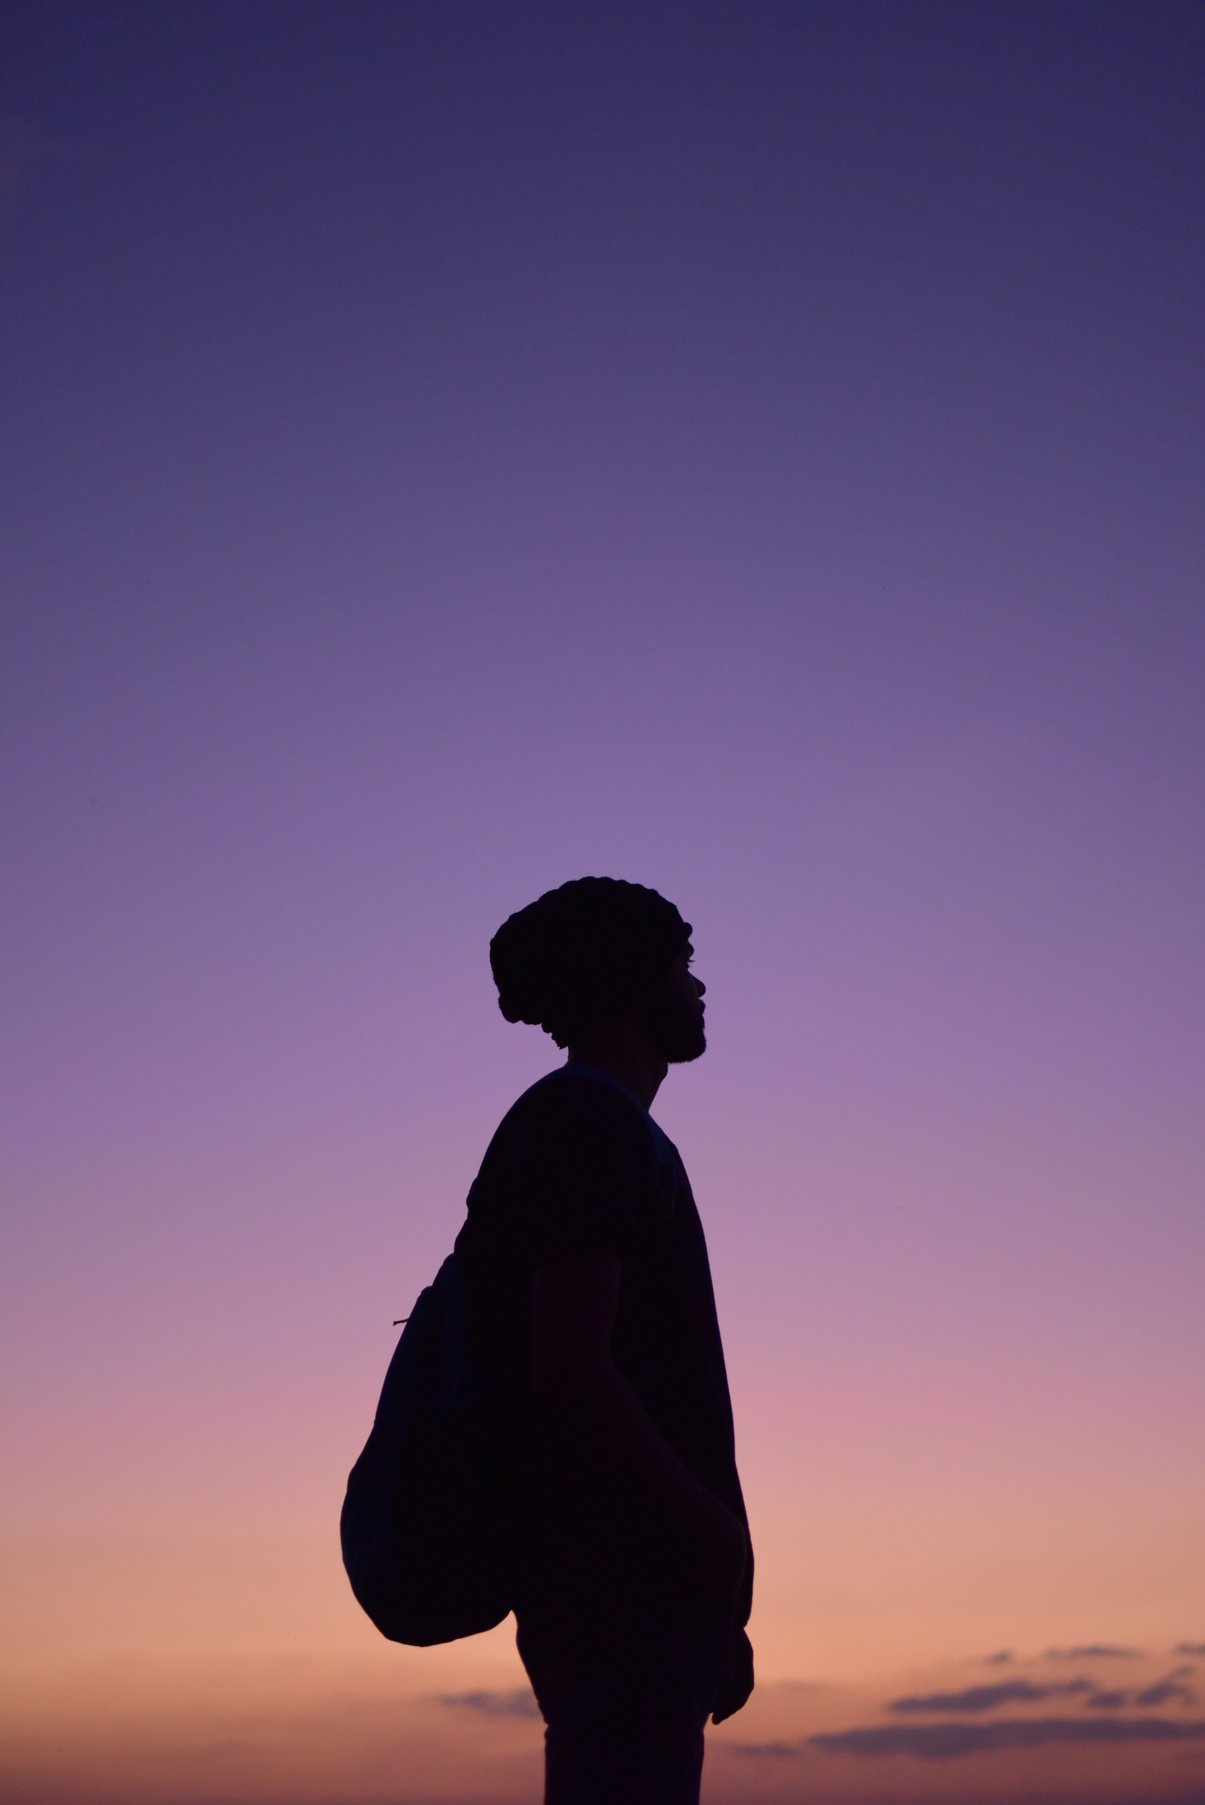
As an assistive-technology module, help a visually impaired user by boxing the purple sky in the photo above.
[3,4,1203,1801]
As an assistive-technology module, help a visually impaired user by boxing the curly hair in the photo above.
[489,877,691,1049]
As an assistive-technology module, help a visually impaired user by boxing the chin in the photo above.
[645,991,707,1065]
[666,1029,707,1065]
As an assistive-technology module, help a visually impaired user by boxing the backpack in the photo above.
[340,1247,513,1646]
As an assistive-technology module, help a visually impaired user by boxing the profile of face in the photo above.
[642,944,707,1064]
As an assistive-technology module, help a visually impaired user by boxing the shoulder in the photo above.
[480,1070,661,1225]
[500,1067,653,1152]
[473,1071,661,1261]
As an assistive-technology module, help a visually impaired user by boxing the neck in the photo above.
[564,1037,668,1111]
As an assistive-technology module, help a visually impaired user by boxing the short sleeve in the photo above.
[493,1073,657,1266]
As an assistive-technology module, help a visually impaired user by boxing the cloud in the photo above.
[888,1679,1094,1714]
[1175,1643,1205,1657]
[728,1740,805,1757]
[983,1649,1013,1664]
[433,1688,541,1720]
[808,1716,1205,1760]
[1136,1668,1197,1709]
[730,1653,1205,1771]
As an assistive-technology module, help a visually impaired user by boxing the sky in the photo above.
[2,1,1203,1800]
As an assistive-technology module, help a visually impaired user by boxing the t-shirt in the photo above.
[453,1062,753,1625]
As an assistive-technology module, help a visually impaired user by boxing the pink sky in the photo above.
[3,3,1203,1800]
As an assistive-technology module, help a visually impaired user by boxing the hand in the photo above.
[710,1625,755,1724]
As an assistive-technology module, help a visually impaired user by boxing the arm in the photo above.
[530,1251,748,1603]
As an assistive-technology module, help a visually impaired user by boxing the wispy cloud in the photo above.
[889,1673,1198,1715]
[1175,1642,1205,1657]
[729,1739,806,1757]
[889,1678,1094,1713]
[728,1649,1205,1773]
[433,1688,541,1720]
[808,1716,1205,1759]
[1136,1667,1197,1709]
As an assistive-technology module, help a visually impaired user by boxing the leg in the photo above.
[515,1593,728,1805]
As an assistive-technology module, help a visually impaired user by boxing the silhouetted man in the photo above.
[455,877,754,1804]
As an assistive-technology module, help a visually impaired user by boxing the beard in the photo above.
[643,985,707,1065]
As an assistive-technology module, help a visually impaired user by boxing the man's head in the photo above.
[490,877,705,1063]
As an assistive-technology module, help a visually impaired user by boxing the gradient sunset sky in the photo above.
[3,3,1203,1802]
